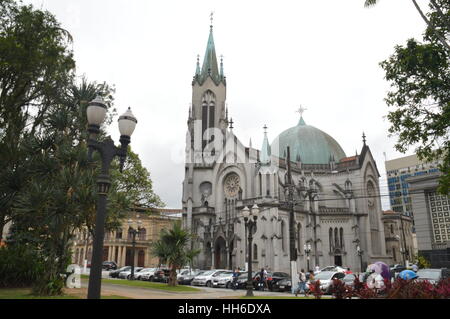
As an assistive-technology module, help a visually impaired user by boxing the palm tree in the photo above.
[364,0,450,52]
[151,221,200,286]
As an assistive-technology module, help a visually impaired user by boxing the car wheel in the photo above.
[149,276,154,282]
[226,282,230,289]
[206,281,212,288]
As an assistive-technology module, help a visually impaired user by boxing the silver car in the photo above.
[309,271,346,294]
[212,271,234,288]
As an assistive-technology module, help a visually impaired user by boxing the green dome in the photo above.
[272,117,346,165]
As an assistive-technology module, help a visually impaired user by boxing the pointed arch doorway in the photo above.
[214,237,227,269]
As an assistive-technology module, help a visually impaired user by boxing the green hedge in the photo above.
[0,245,44,288]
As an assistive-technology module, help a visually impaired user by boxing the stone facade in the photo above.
[382,210,415,264]
[71,207,181,267]
[182,24,391,273]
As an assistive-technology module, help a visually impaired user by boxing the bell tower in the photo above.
[189,21,227,152]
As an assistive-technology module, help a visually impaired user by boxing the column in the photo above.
[122,245,127,266]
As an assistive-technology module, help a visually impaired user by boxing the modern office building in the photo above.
[385,154,440,228]
[408,172,450,268]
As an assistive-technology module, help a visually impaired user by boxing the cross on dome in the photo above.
[297,105,307,118]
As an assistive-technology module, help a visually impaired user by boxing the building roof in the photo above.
[271,116,347,165]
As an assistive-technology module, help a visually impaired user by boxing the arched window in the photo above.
[139,228,146,241]
[339,228,344,248]
[258,173,262,196]
[253,244,258,260]
[281,220,285,251]
[390,224,394,234]
[334,228,339,248]
[266,173,271,196]
[116,229,123,239]
[201,90,215,150]
[329,228,333,251]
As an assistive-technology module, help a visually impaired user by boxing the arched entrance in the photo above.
[214,237,227,269]
[333,249,343,266]
[138,250,145,267]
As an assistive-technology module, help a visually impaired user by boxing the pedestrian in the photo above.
[232,268,239,290]
[345,267,353,274]
[314,265,320,274]
[295,269,307,297]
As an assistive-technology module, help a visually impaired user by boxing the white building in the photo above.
[182,23,390,273]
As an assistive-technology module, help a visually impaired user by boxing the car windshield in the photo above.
[417,270,440,279]
[315,272,335,280]
[201,270,215,276]
[343,274,355,281]
[217,272,232,277]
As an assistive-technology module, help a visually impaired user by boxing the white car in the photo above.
[309,271,346,293]
[135,268,158,280]
[177,269,199,280]
[118,267,143,279]
[191,269,227,287]
[314,266,347,275]
[212,271,234,288]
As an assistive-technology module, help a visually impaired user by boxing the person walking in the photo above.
[231,268,239,290]
[295,269,307,297]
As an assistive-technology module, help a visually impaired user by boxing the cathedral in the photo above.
[182,23,391,273]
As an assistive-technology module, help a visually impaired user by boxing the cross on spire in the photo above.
[210,11,214,27]
[362,132,366,145]
[229,118,234,129]
[263,124,268,134]
[297,105,307,118]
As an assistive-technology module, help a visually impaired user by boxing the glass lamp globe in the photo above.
[86,96,107,126]
[118,107,137,137]
[242,206,250,218]
[251,204,259,216]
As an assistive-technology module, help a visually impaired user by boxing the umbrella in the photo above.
[367,261,391,280]
[399,270,418,280]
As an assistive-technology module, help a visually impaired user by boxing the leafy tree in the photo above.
[369,0,450,194]
[0,1,163,295]
[151,221,200,286]
[0,0,75,241]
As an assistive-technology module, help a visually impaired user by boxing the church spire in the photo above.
[261,125,271,165]
[195,54,200,76]
[199,14,221,84]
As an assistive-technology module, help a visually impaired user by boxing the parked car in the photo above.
[178,270,205,285]
[416,268,450,284]
[118,267,143,279]
[253,271,289,291]
[342,273,357,288]
[212,271,234,288]
[191,269,227,287]
[309,271,346,294]
[109,266,131,278]
[102,261,117,270]
[177,269,199,280]
[152,269,171,282]
[235,272,256,289]
[390,264,406,279]
[271,277,292,292]
[135,268,157,280]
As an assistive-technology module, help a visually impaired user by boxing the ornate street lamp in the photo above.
[86,96,137,299]
[128,218,143,280]
[242,204,259,297]
[304,243,312,271]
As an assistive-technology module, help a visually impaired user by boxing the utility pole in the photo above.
[286,147,298,294]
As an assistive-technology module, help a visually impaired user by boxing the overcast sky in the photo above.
[27,0,428,209]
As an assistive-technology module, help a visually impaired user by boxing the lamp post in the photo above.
[356,245,364,272]
[86,96,137,299]
[242,204,259,297]
[304,243,311,271]
[128,219,142,280]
